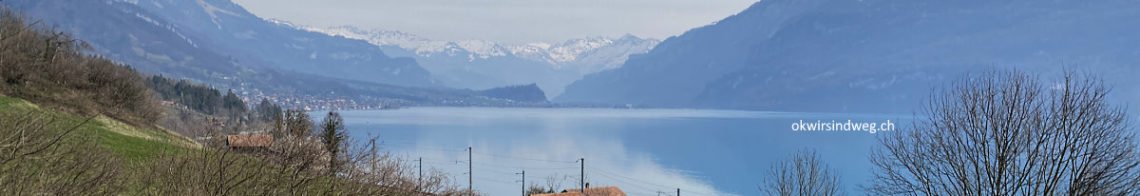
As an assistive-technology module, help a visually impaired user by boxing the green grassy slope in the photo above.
[0,95,196,161]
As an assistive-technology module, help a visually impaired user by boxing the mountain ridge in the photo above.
[310,25,659,68]
[559,0,1140,113]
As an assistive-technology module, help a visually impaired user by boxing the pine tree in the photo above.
[254,98,282,122]
[222,89,247,116]
[318,111,347,175]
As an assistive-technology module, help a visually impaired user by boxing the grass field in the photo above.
[0,95,194,162]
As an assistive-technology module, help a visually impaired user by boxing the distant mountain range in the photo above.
[306,26,659,96]
[559,0,1140,113]
[1,0,552,106]
[137,0,437,87]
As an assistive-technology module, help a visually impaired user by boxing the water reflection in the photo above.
[324,107,910,195]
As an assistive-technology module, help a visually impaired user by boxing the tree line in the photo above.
[147,76,247,116]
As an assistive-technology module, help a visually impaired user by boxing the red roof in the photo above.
[226,134,273,148]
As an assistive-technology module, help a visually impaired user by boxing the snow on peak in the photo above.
[546,37,617,62]
[299,24,659,65]
[313,26,461,56]
[455,40,509,58]
[265,18,305,29]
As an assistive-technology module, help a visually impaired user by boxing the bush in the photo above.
[0,8,159,124]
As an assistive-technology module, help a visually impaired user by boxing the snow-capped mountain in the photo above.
[308,25,659,96]
[316,26,653,63]
[314,26,658,70]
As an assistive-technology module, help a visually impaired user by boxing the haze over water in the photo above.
[325,107,910,195]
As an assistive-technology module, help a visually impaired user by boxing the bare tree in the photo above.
[544,175,570,193]
[762,149,842,196]
[868,71,1140,195]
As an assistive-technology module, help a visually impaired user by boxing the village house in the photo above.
[225,134,274,153]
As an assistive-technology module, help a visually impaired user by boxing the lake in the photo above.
[323,107,910,195]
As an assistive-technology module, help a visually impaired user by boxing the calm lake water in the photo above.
[321,107,909,195]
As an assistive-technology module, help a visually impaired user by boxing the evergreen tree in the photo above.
[283,109,312,138]
[318,111,347,175]
[222,89,247,114]
[254,98,282,122]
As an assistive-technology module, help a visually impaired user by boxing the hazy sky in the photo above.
[232,0,757,44]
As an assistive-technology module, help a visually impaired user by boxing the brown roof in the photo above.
[226,134,273,148]
[533,186,626,196]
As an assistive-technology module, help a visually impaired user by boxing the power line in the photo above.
[514,165,578,170]
[469,176,515,185]
[417,155,578,170]
[471,151,579,164]
[386,143,580,164]
[420,159,460,165]
[473,165,523,176]
[470,161,579,171]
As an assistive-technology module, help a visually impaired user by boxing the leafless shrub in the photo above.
[527,183,554,195]
[0,112,125,195]
[762,149,842,196]
[0,8,159,125]
[544,174,570,193]
[265,135,326,194]
[136,147,272,195]
[868,71,1140,195]
[335,138,465,195]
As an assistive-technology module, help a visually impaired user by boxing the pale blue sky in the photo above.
[232,0,757,44]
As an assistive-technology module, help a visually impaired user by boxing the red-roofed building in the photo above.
[225,134,273,152]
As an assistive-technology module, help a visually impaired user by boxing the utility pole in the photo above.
[579,158,585,194]
[516,170,526,196]
[468,147,473,195]
[416,157,422,189]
